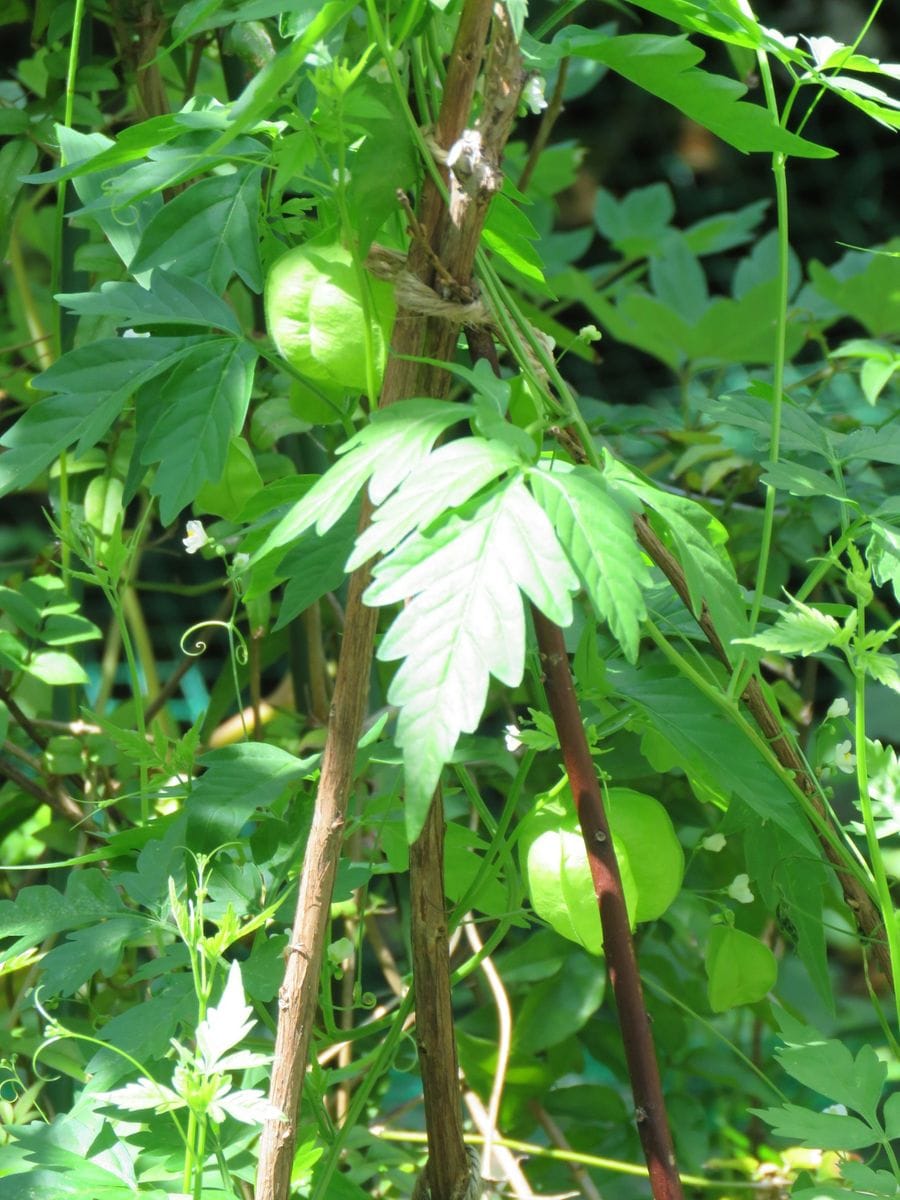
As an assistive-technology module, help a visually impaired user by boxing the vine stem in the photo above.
[256,4,510,1197]
[530,609,683,1200]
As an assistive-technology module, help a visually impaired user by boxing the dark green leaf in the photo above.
[555,32,834,158]
[57,270,242,334]
[140,338,257,523]
[129,169,263,293]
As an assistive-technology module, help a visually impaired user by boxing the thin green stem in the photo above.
[644,616,874,900]
[53,0,87,582]
[853,632,900,1034]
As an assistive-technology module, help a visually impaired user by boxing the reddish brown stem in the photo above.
[531,608,684,1200]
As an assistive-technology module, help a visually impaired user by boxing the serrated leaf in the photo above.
[0,870,124,956]
[252,399,472,562]
[186,743,316,851]
[40,919,145,997]
[274,501,361,629]
[57,270,242,334]
[759,460,846,500]
[751,1103,877,1151]
[530,464,649,661]
[862,652,900,693]
[734,599,841,655]
[347,438,521,569]
[608,662,818,851]
[603,455,749,652]
[129,169,262,293]
[556,31,833,158]
[777,1036,885,1121]
[0,338,196,497]
[365,479,578,839]
[140,338,257,524]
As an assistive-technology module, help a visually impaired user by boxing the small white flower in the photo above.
[504,723,523,753]
[523,74,549,114]
[122,328,151,338]
[826,698,850,720]
[182,520,208,555]
[829,740,856,775]
[331,166,351,186]
[822,1102,849,1117]
[232,553,250,572]
[578,324,602,344]
[701,833,726,853]
[727,874,754,904]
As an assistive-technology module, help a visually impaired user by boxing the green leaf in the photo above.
[555,31,833,158]
[650,233,709,322]
[759,460,846,500]
[529,464,649,662]
[252,399,472,561]
[57,270,242,334]
[26,650,89,685]
[603,455,749,652]
[195,434,264,520]
[734,598,842,655]
[365,479,578,840]
[620,0,776,53]
[129,168,263,293]
[483,192,550,291]
[751,1103,877,1151]
[741,823,831,1008]
[594,183,675,257]
[39,918,145,997]
[706,924,777,1011]
[54,128,164,275]
[274,501,361,629]
[443,824,510,918]
[186,743,316,851]
[0,139,37,261]
[683,198,769,256]
[0,338,195,496]
[513,951,606,1054]
[140,338,257,524]
[608,663,818,851]
[0,870,124,956]
[347,438,521,569]
[808,245,900,338]
[776,1034,885,1121]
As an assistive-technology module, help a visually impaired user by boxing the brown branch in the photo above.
[531,609,684,1200]
[255,4,514,1197]
[255,533,379,1200]
[0,685,49,750]
[409,794,469,1199]
[0,751,84,825]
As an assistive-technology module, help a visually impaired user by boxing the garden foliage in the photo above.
[1,0,899,1197]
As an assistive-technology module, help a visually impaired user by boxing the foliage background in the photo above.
[1,1,899,1198]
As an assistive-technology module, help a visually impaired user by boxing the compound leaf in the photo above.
[530,464,650,662]
[365,478,578,839]
[140,338,257,524]
[253,399,472,561]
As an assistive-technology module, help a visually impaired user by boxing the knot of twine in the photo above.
[366,244,492,327]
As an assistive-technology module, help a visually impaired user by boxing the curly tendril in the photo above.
[179,620,249,665]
